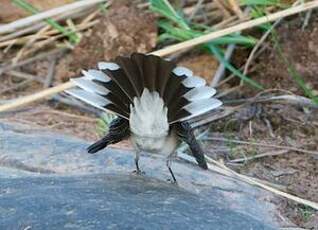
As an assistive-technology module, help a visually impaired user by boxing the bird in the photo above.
[65,53,222,183]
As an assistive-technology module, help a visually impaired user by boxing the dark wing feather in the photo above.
[87,117,130,153]
[174,121,208,169]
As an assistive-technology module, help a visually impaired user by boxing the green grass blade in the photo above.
[150,0,263,90]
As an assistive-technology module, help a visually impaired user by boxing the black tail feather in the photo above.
[69,53,221,124]
[87,117,130,154]
[87,137,111,154]
[174,121,208,169]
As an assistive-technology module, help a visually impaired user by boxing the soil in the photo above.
[244,15,318,97]
[178,53,219,82]
[56,1,157,82]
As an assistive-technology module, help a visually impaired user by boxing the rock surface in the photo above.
[0,122,278,229]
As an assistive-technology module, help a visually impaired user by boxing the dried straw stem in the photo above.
[0,0,107,34]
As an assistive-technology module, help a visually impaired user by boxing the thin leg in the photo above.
[135,152,140,173]
[166,159,177,183]
[133,150,144,175]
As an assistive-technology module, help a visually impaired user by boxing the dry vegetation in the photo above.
[0,0,318,228]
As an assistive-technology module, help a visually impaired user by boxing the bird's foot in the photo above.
[132,169,145,175]
[167,178,178,185]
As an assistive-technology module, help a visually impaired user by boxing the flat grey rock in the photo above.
[0,122,278,229]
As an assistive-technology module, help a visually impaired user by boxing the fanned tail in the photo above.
[65,53,222,122]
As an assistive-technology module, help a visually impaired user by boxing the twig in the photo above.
[301,9,313,30]
[0,14,99,48]
[228,0,244,19]
[205,155,318,210]
[225,93,318,109]
[28,109,97,122]
[52,94,101,115]
[210,8,249,87]
[210,41,237,87]
[0,79,33,94]
[177,152,318,210]
[213,15,238,30]
[190,105,242,128]
[0,81,74,112]
[188,0,205,21]
[0,6,95,43]
[261,95,318,109]
[8,70,44,84]
[0,48,67,75]
[44,57,57,88]
[214,0,232,18]
[13,25,51,63]
[1,1,318,112]
[243,19,282,75]
[0,0,107,34]
[216,85,242,98]
[229,149,289,163]
[203,136,318,156]
[21,20,99,57]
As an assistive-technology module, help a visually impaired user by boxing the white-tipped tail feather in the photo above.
[82,69,111,82]
[180,98,222,121]
[65,88,110,110]
[70,77,108,95]
[97,62,120,71]
[182,75,206,88]
[173,66,193,77]
[183,86,216,101]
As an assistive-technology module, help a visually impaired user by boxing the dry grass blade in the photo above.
[204,156,318,210]
[228,0,244,19]
[204,136,318,156]
[229,149,290,163]
[177,153,318,210]
[0,0,108,34]
[0,48,66,74]
[1,1,318,112]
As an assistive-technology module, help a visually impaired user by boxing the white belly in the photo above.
[130,132,178,157]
